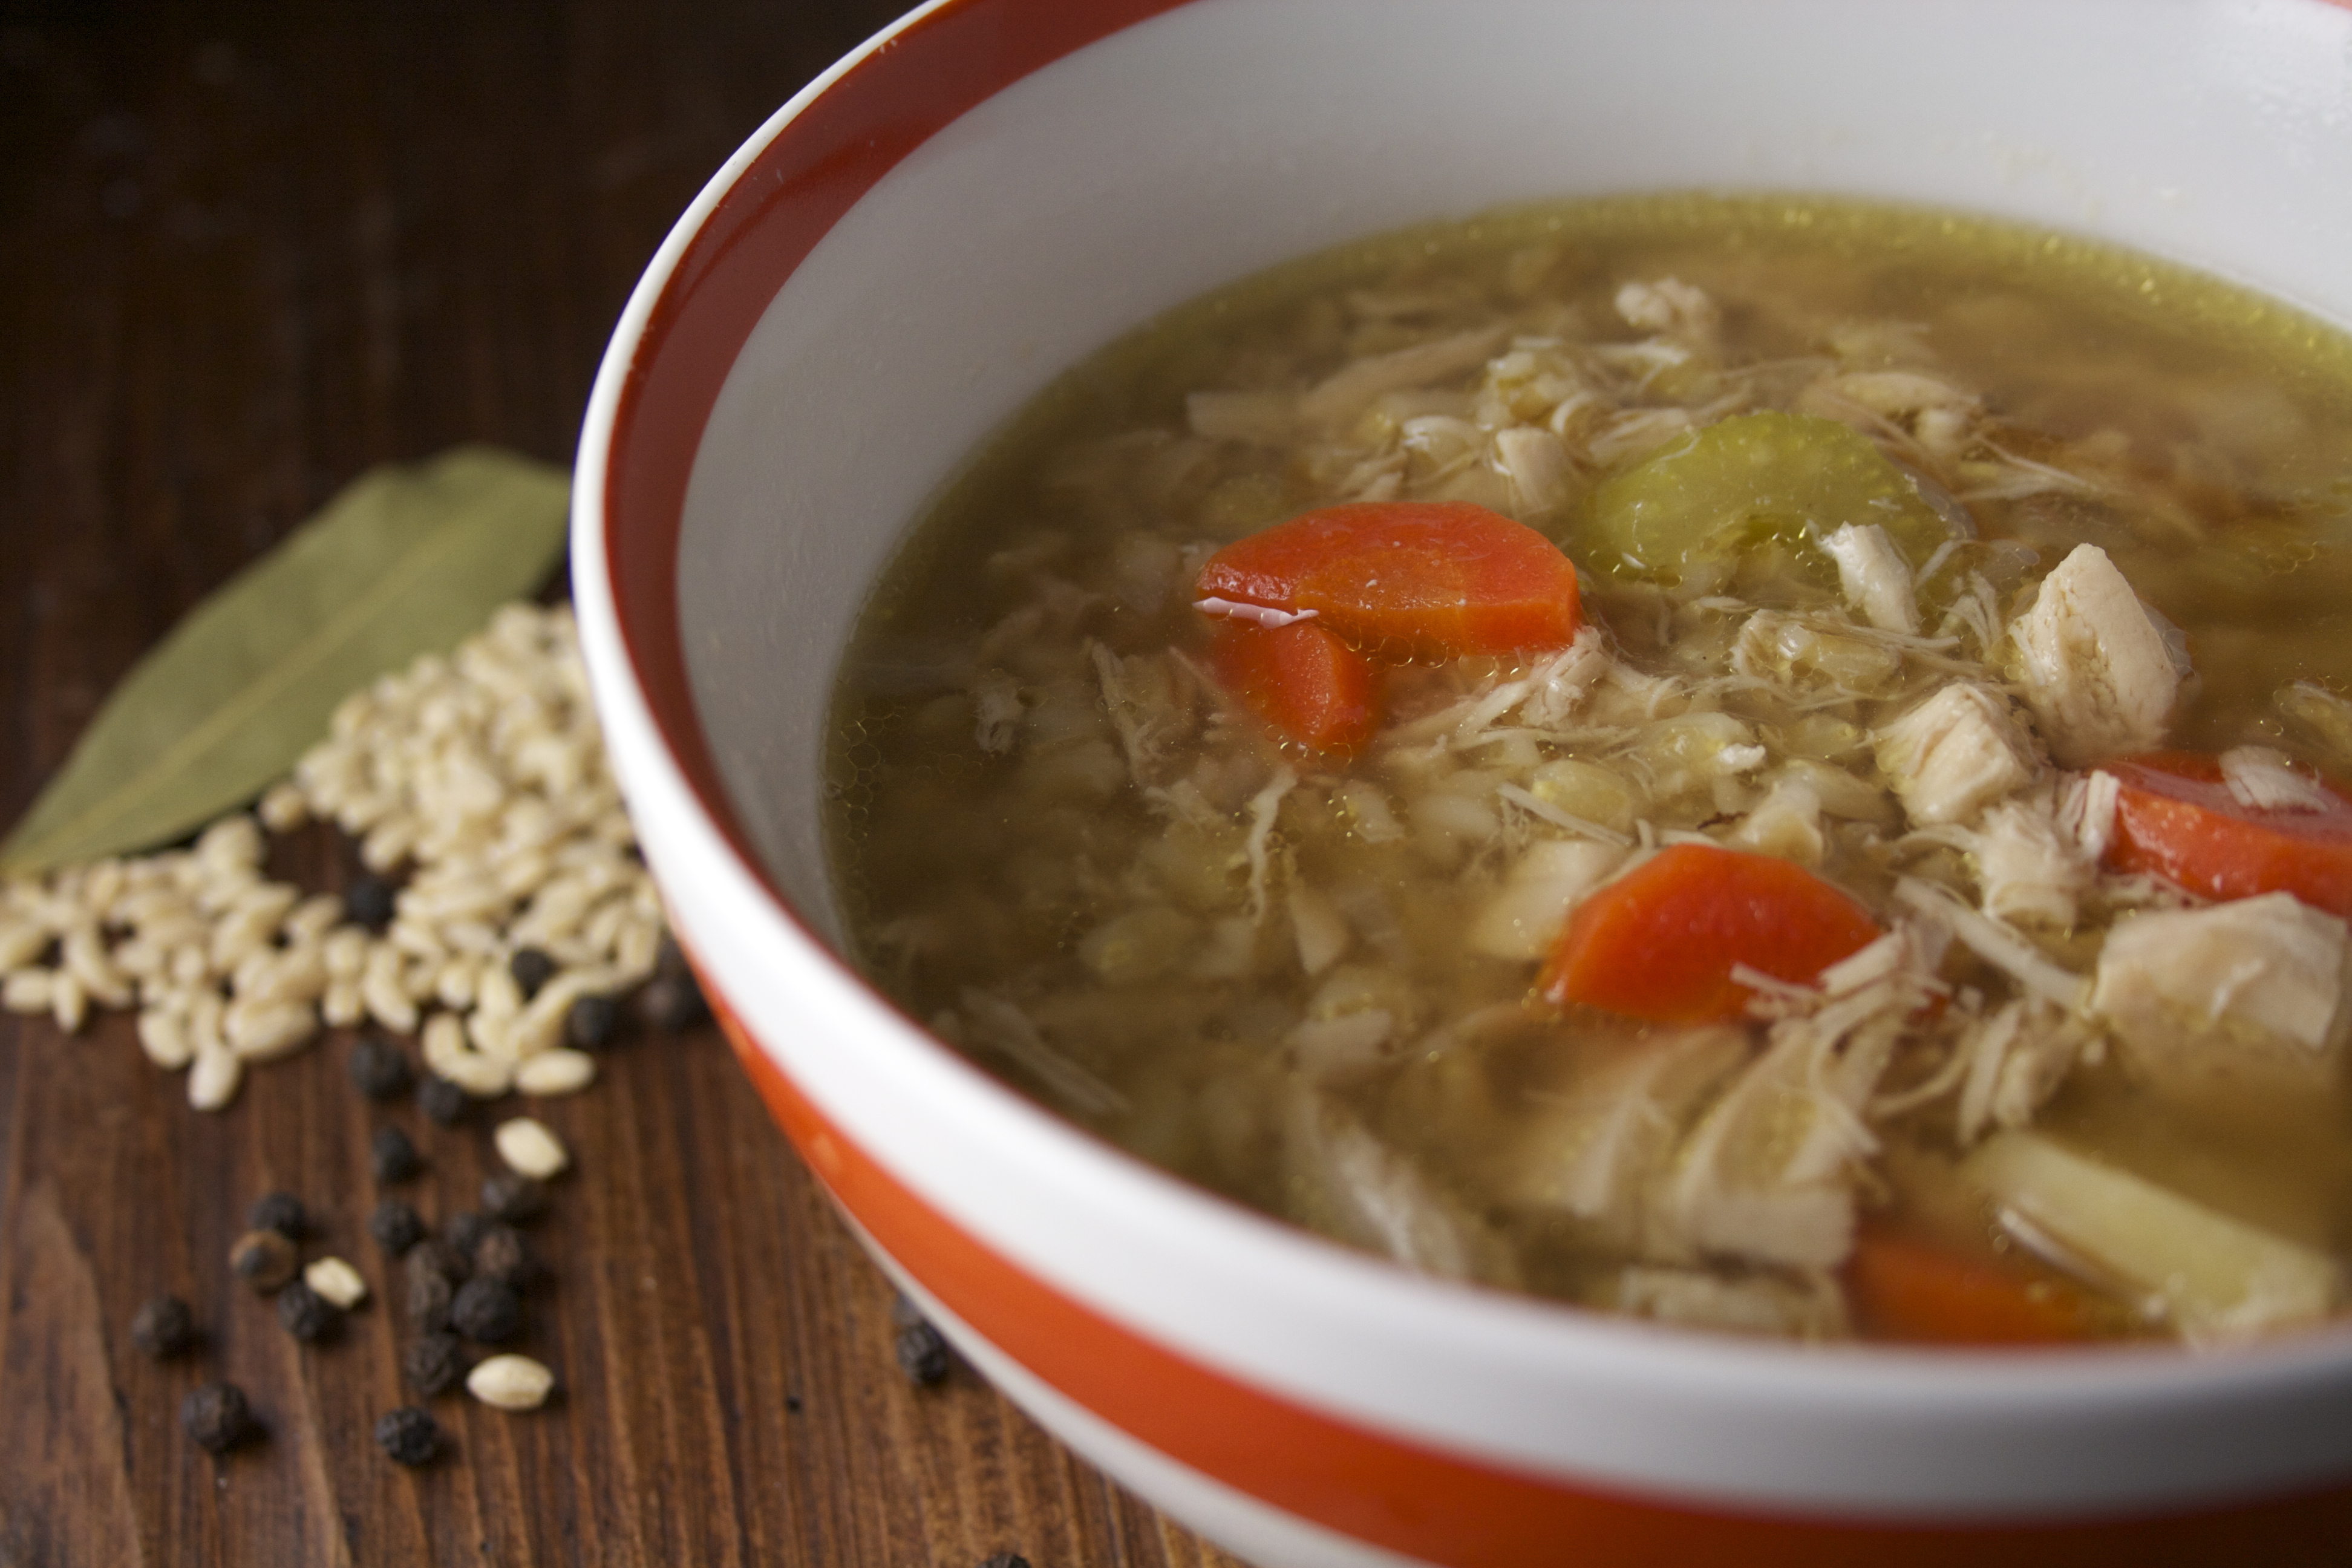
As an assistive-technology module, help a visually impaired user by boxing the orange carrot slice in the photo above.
[2105,751,2352,918]
[1195,501,1582,659]
[1539,842,1880,1024]
[1206,617,1381,759]
[1846,1226,2098,1347]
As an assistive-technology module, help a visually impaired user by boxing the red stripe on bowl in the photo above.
[710,983,2352,1568]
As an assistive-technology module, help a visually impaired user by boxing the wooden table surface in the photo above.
[0,5,1250,1564]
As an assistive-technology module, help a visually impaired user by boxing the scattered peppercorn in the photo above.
[230,1229,298,1293]
[373,1405,441,1467]
[979,1555,1031,1568]
[371,1123,422,1184]
[471,1223,536,1289]
[406,1273,454,1334]
[276,1279,342,1342]
[405,1247,463,1331]
[442,1210,490,1257]
[347,1034,412,1100]
[451,1276,522,1344]
[479,1169,546,1224]
[416,1073,469,1127]
[131,1295,197,1359]
[402,1331,468,1396]
[370,1197,427,1256]
[411,1235,471,1285]
[566,993,619,1051]
[247,1191,307,1240]
[344,875,396,930]
[508,946,557,999]
[635,972,709,1033]
[182,1381,256,1453]
[895,1321,952,1385]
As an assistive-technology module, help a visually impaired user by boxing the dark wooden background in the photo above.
[0,4,1249,1564]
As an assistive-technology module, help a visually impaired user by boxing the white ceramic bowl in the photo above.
[572,3,2352,1563]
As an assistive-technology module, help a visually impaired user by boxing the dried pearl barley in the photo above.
[466,1353,555,1411]
[304,1256,369,1309]
[494,1117,569,1179]
[188,1046,243,1111]
[515,1048,596,1097]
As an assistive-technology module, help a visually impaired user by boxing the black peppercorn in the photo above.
[344,874,396,930]
[405,1238,468,1329]
[402,1331,467,1396]
[441,1210,489,1257]
[131,1295,197,1359]
[479,1169,546,1224]
[411,1235,470,1284]
[370,1123,422,1184]
[181,1381,255,1453]
[247,1191,307,1240]
[450,1276,522,1344]
[370,1197,427,1256]
[508,946,557,999]
[230,1229,298,1293]
[566,993,620,1050]
[635,972,710,1034]
[416,1074,469,1127]
[348,1034,412,1100]
[373,1405,440,1467]
[895,1321,952,1385]
[978,1556,1032,1568]
[277,1279,341,1342]
[471,1223,537,1288]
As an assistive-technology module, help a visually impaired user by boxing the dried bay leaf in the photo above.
[2,446,570,874]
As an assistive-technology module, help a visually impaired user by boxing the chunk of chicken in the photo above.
[2010,544,2186,767]
[1872,684,2038,826]
[1650,1022,1889,1270]
[2089,892,2351,1100]
[1971,793,2096,927]
[1613,1266,1849,1340]
[1493,426,1576,515]
[1466,839,1629,961]
[1821,522,1920,635]
[1284,1085,1520,1285]
[1492,1027,1747,1249]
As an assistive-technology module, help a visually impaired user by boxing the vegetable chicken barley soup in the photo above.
[825,195,2352,1348]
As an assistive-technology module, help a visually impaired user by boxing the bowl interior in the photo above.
[671,0,2352,933]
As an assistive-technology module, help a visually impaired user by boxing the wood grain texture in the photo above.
[0,4,1252,1564]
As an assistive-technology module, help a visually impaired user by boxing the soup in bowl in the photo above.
[572,2,2352,1563]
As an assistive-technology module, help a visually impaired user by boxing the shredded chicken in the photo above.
[1498,1027,1746,1249]
[2220,745,2338,814]
[1821,522,1921,635]
[1615,1266,1850,1339]
[1970,792,2096,927]
[2010,544,2186,768]
[1284,1086,1520,1284]
[1872,684,2038,827]
[2091,893,2351,1100]
[958,990,1127,1119]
